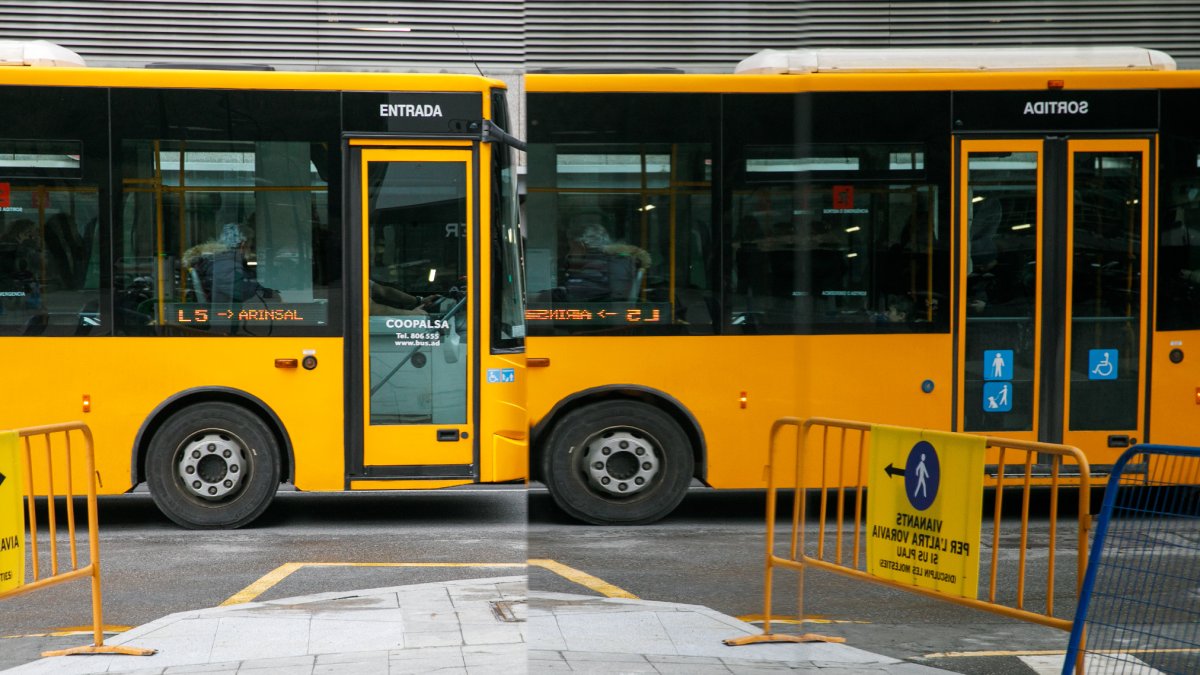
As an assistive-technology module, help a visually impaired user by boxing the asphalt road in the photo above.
[528,486,1089,675]
[0,484,1118,675]
[0,487,526,671]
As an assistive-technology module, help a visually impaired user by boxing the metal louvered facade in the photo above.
[2,1,1195,74]
[524,1,1200,72]
[2,1,524,73]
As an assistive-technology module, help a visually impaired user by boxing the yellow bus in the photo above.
[524,47,1200,524]
[0,43,527,528]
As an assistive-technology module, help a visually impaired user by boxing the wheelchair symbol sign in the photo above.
[1088,350,1118,380]
[487,368,515,383]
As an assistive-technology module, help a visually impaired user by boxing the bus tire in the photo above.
[543,400,693,525]
[146,402,281,529]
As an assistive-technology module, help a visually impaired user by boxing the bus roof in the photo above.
[736,47,1177,75]
[0,39,86,68]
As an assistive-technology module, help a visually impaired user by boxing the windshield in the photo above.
[492,89,525,351]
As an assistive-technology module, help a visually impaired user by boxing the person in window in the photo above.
[966,198,1001,314]
[0,219,41,310]
[43,212,86,290]
[369,279,436,316]
[185,222,275,306]
[563,219,650,302]
[871,294,914,325]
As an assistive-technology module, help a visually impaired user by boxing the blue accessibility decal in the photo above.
[487,368,515,383]
[1088,349,1117,380]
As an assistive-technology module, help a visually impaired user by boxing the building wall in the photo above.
[7,1,1198,73]
[4,1,1198,160]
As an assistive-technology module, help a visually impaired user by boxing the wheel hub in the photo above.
[177,432,246,500]
[582,429,660,497]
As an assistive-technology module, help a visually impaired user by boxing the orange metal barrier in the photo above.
[0,422,154,658]
[727,417,1092,654]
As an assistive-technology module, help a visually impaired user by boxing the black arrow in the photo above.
[884,463,905,478]
[0,470,5,488]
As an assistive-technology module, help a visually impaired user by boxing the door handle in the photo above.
[437,429,460,442]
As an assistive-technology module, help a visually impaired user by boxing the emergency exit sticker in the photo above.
[0,183,9,208]
[832,185,854,210]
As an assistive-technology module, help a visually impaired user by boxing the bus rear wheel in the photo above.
[146,402,281,529]
[543,400,693,525]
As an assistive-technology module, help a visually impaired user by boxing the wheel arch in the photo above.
[131,387,295,487]
[531,385,707,484]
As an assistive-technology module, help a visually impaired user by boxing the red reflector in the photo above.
[1048,79,1065,89]
[1195,387,1200,405]
[275,358,299,369]
[82,394,91,413]
[740,391,748,409]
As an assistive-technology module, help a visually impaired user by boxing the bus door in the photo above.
[348,142,477,481]
[957,138,1151,467]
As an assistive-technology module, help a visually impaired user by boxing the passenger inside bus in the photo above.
[0,219,40,310]
[368,279,435,316]
[562,216,650,302]
[185,222,276,305]
[966,197,1001,314]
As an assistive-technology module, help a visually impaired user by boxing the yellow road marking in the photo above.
[220,562,526,606]
[737,614,870,625]
[2,625,130,639]
[528,559,638,599]
[924,647,1200,659]
[222,559,636,607]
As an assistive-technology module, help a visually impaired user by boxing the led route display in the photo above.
[171,303,325,325]
[525,303,669,325]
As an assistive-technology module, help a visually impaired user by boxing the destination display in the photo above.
[525,303,670,325]
[170,303,326,326]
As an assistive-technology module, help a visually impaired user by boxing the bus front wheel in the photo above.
[543,400,693,525]
[146,402,281,529]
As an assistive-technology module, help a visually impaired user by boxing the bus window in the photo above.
[0,140,101,336]
[491,90,526,351]
[526,93,718,336]
[1158,141,1200,331]
[112,89,340,337]
[726,143,945,334]
[366,159,468,425]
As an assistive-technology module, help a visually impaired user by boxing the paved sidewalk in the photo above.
[1,576,948,674]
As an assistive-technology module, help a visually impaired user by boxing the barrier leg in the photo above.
[726,424,847,646]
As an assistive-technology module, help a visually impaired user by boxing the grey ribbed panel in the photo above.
[0,2,1196,72]
[526,0,1200,71]
[795,1,1200,69]
[3,1,524,73]
[526,1,802,72]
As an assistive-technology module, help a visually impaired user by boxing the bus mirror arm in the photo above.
[481,120,526,152]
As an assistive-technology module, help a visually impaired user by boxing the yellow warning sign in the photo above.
[0,430,25,593]
[866,425,985,598]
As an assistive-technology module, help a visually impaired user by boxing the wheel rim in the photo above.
[176,430,248,500]
[578,427,661,497]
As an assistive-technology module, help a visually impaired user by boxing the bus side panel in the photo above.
[528,332,952,490]
[1148,331,1200,447]
[0,337,345,495]
[480,352,528,483]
